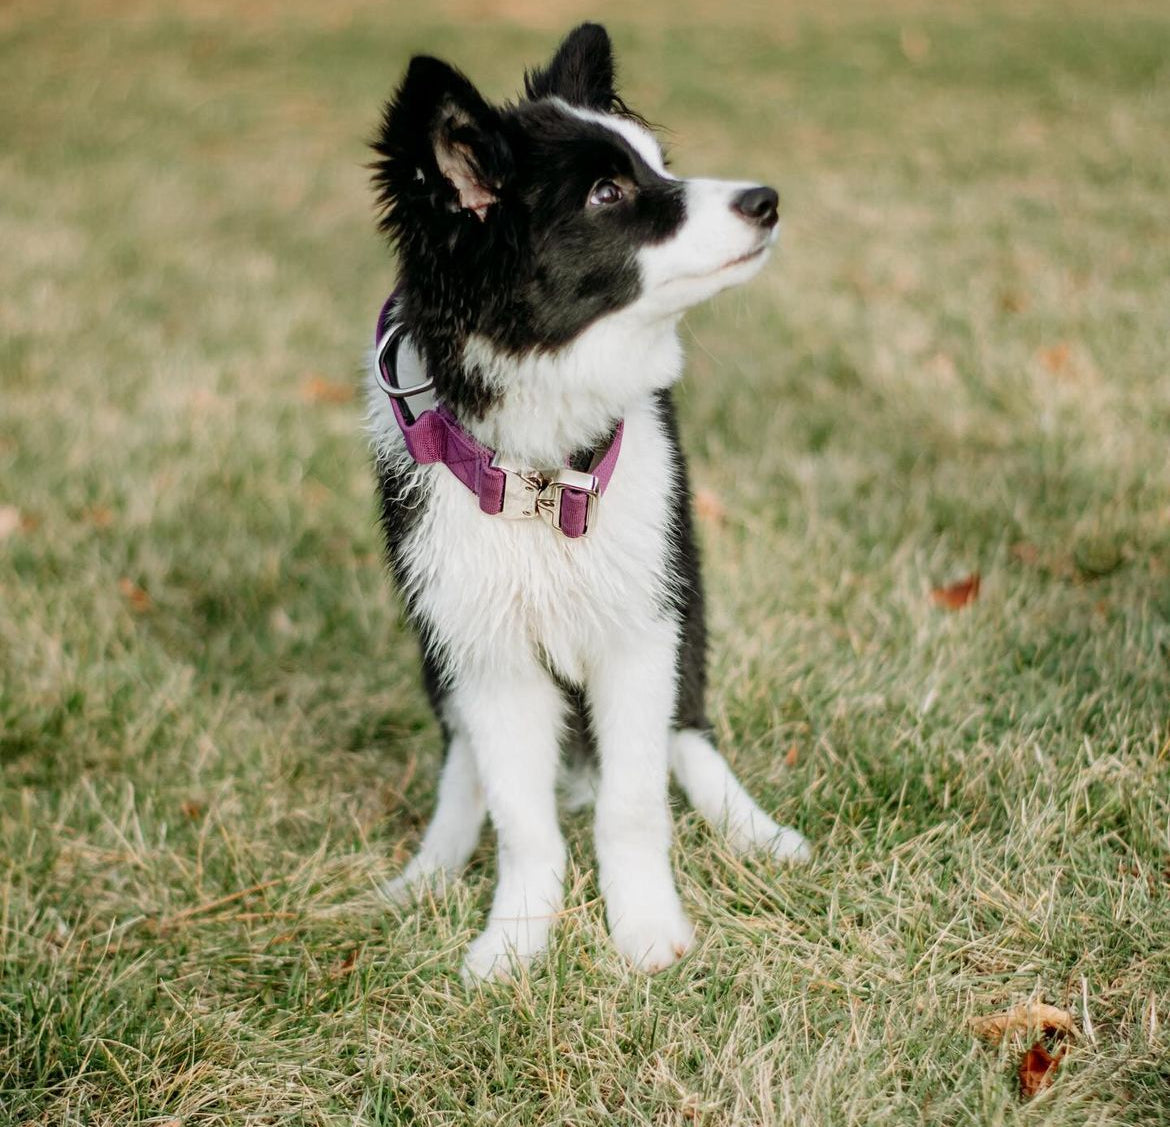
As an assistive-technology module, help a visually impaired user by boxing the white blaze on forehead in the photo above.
[550,97,672,178]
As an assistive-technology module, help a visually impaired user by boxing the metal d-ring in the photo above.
[375,320,435,400]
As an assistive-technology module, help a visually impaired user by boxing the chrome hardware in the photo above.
[536,468,600,536]
[490,457,600,536]
[490,455,545,520]
[375,321,435,400]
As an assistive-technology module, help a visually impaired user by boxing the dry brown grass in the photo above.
[2,1,1169,1123]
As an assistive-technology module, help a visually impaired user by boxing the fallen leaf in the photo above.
[971,1001,1077,1044]
[784,743,800,768]
[693,488,727,525]
[82,504,115,529]
[1019,1041,1064,1099]
[300,374,354,404]
[931,573,980,610]
[998,289,1028,314]
[118,577,153,613]
[0,505,21,540]
[1038,343,1072,376]
[332,947,361,976]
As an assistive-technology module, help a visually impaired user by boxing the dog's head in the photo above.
[372,24,778,423]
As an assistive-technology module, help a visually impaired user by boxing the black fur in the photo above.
[369,25,686,419]
[372,25,709,751]
[524,23,617,110]
[655,389,709,734]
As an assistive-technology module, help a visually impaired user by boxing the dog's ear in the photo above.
[524,23,617,111]
[372,55,512,229]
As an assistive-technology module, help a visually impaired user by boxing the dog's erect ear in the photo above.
[524,23,617,111]
[372,55,511,227]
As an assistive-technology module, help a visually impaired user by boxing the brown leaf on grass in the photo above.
[0,505,21,540]
[784,743,800,768]
[118,577,153,613]
[332,947,361,977]
[998,289,1029,314]
[1019,1041,1064,1099]
[693,487,727,525]
[971,1001,1077,1044]
[82,504,115,529]
[300,374,354,404]
[931,573,980,610]
[1038,343,1072,376]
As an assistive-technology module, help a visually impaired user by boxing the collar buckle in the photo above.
[490,457,600,537]
[490,455,545,520]
[537,468,600,537]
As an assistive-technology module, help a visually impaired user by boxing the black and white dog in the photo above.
[367,23,809,981]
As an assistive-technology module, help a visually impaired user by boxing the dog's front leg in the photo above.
[588,625,695,972]
[452,664,566,983]
[383,732,486,903]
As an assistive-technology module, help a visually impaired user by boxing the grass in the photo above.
[2,0,1170,1122]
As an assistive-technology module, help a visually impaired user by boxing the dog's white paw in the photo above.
[609,903,696,973]
[461,920,547,984]
[724,809,812,863]
[764,825,812,863]
[381,874,416,906]
[381,860,453,906]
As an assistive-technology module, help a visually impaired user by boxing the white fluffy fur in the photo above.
[554,99,673,178]
[369,129,807,981]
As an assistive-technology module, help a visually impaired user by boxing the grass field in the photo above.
[3,0,1170,1123]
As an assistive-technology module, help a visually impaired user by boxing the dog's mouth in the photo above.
[720,244,768,271]
[662,242,771,290]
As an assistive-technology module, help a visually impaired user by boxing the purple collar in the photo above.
[375,293,622,539]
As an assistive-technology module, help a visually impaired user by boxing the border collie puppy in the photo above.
[367,23,809,981]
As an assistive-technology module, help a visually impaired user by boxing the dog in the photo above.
[366,23,809,982]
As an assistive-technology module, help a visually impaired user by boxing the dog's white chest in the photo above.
[373,395,676,685]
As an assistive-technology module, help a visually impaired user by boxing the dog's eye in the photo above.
[588,179,624,207]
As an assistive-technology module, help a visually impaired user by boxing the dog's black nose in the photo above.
[732,186,779,228]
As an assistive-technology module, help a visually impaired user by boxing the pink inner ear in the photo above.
[436,141,495,221]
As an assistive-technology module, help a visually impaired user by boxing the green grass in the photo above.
[3,0,1170,1122]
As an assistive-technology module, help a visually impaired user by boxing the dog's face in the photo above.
[372,23,778,375]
